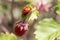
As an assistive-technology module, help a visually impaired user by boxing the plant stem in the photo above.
[10,0,14,24]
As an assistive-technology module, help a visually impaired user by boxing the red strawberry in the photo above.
[14,21,28,36]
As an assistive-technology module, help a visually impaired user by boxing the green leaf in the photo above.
[0,32,19,40]
[34,18,60,40]
[55,0,60,15]
[2,3,8,10]
[0,6,3,14]
[46,31,60,40]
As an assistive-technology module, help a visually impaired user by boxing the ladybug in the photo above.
[22,6,31,15]
[22,4,38,16]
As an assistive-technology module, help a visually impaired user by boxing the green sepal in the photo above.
[26,10,39,22]
[21,14,26,21]
[26,4,34,9]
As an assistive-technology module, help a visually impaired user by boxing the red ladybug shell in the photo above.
[22,6,31,15]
